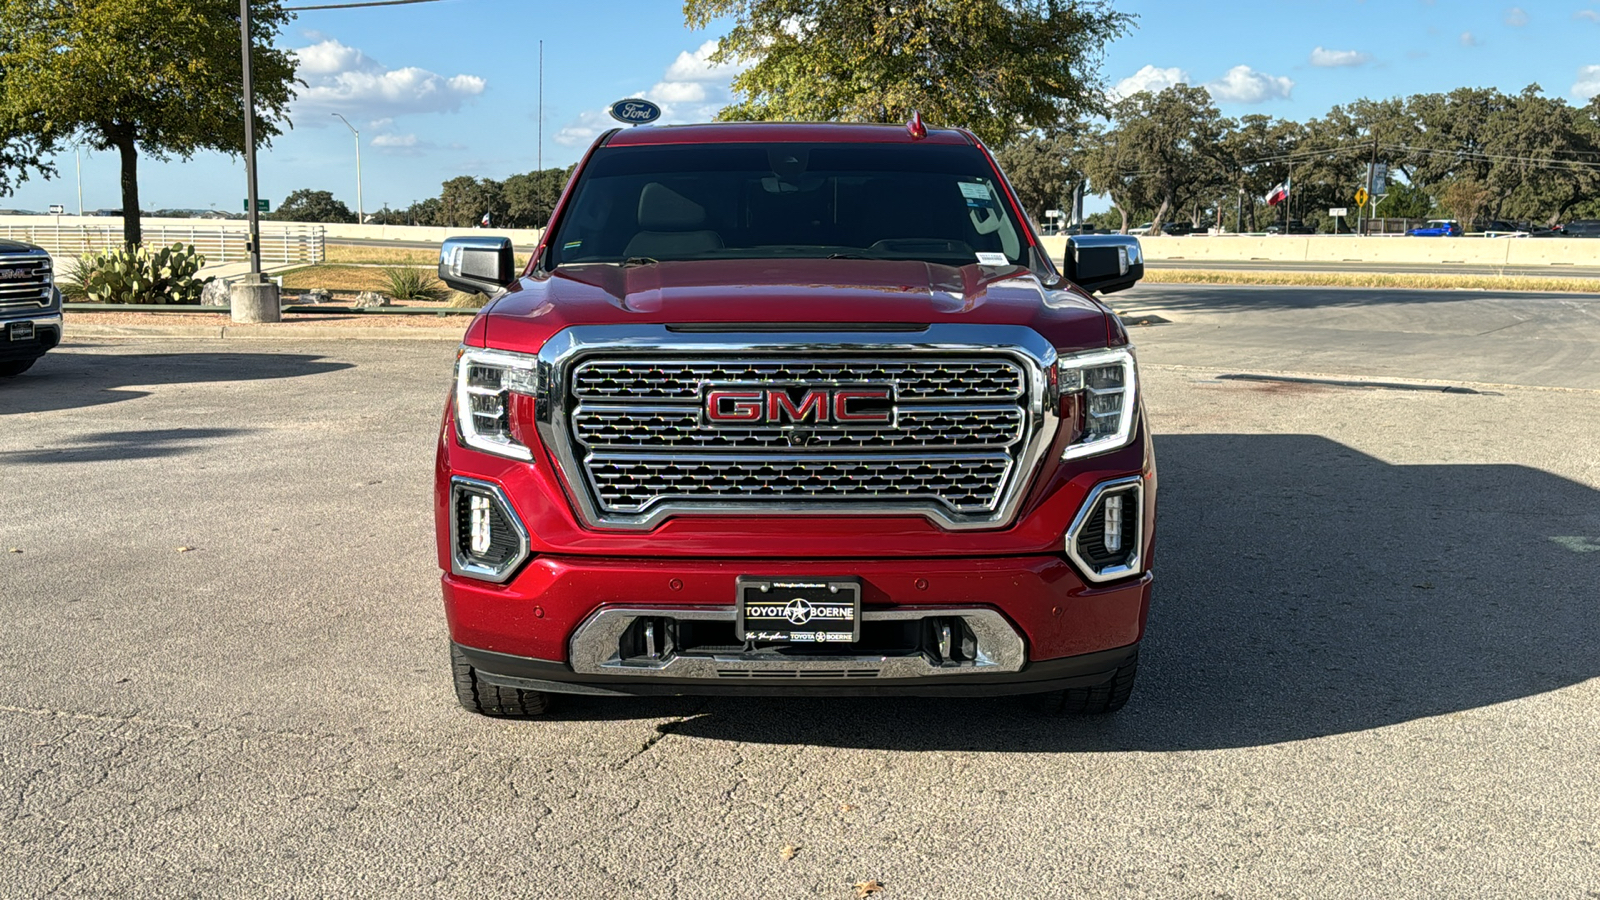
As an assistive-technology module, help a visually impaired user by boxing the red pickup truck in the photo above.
[434,121,1154,717]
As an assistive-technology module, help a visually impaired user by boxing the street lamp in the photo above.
[331,112,364,225]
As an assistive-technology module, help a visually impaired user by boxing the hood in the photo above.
[0,239,45,255]
[481,258,1113,353]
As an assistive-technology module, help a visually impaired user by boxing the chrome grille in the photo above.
[562,352,1036,524]
[0,253,52,311]
[573,358,1023,402]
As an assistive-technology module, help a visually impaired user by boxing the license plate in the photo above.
[8,321,33,342]
[736,576,861,644]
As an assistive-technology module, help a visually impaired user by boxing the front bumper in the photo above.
[457,640,1140,698]
[442,554,1151,696]
[0,313,62,362]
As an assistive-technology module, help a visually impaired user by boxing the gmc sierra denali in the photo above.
[434,121,1155,717]
[0,239,61,377]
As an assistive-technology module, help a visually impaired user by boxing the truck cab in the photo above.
[433,121,1155,716]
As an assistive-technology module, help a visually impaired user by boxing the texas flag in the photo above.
[1266,177,1291,207]
[480,212,492,227]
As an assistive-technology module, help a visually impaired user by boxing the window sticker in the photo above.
[563,240,583,250]
[958,181,992,200]
[975,252,1010,266]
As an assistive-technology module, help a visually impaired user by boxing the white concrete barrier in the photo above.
[1048,234,1600,267]
[0,215,545,248]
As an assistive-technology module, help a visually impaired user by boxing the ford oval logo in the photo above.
[607,98,661,125]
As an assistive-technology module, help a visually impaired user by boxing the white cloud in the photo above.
[1111,65,1189,99]
[1460,31,1481,46]
[1574,64,1600,99]
[290,38,486,120]
[1504,7,1528,26]
[554,40,745,148]
[370,132,426,157]
[664,40,746,82]
[1576,10,1600,23]
[1205,65,1294,103]
[1310,46,1370,67]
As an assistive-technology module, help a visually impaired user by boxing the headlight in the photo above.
[1056,347,1138,460]
[454,347,541,460]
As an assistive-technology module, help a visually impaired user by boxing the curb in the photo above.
[67,324,466,342]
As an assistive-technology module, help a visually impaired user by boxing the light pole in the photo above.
[331,112,364,225]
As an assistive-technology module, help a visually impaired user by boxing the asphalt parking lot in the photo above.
[3,285,1598,898]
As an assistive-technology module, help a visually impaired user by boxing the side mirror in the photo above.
[439,236,516,296]
[1064,234,1144,295]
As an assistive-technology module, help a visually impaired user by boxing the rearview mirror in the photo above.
[439,236,516,296]
[1064,235,1144,295]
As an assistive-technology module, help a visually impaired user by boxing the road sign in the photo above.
[48,204,65,215]
[243,199,270,212]
[1354,188,1369,207]
[1329,207,1349,217]
[1044,209,1063,219]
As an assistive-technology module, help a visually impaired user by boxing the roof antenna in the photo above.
[907,110,928,141]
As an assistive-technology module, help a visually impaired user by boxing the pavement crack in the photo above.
[614,700,709,770]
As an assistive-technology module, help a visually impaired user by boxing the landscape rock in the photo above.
[298,289,332,305]
[354,291,392,309]
[200,279,231,307]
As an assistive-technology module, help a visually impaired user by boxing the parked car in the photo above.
[1126,222,1153,235]
[1406,219,1462,237]
[0,239,61,377]
[1159,222,1193,236]
[1265,220,1314,235]
[1560,219,1600,237]
[434,120,1154,717]
[1473,219,1523,234]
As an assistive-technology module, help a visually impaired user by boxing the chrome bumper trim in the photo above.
[568,605,1027,679]
[2,313,62,329]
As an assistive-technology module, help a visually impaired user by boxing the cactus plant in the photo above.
[81,243,212,305]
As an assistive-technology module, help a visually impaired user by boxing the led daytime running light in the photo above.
[1057,347,1138,461]
[454,347,541,460]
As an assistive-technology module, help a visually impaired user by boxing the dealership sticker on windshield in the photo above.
[975,252,1009,266]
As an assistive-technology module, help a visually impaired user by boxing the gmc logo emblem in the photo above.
[706,386,893,426]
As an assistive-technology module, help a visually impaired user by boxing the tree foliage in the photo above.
[683,0,1133,147]
[995,132,1079,224]
[0,0,297,245]
[1079,82,1600,233]
[272,189,354,224]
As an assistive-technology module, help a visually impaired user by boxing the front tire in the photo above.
[451,644,552,717]
[0,359,35,377]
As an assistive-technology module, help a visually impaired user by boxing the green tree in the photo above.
[1082,85,1226,232]
[995,132,1080,226]
[272,189,354,224]
[682,0,1133,147]
[0,0,297,246]
[502,166,572,228]
[439,176,506,228]
[1372,179,1432,219]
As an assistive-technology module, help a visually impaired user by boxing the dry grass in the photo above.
[280,265,390,293]
[1143,268,1600,293]
[321,244,530,268]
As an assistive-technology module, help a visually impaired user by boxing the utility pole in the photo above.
[1235,187,1243,234]
[75,150,83,216]
[537,40,543,176]
[332,113,364,225]
[232,0,279,322]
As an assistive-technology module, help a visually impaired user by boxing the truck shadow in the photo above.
[0,347,354,416]
[633,433,1600,751]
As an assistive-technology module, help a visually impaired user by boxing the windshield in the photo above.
[548,142,1027,268]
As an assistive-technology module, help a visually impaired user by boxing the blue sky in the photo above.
[7,0,1600,214]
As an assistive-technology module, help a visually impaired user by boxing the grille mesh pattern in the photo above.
[574,405,1023,450]
[566,354,1032,519]
[588,455,1012,513]
[573,358,1024,402]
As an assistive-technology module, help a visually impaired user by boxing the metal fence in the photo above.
[0,224,325,264]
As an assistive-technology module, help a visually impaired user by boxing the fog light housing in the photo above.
[450,477,530,583]
[1065,476,1144,583]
